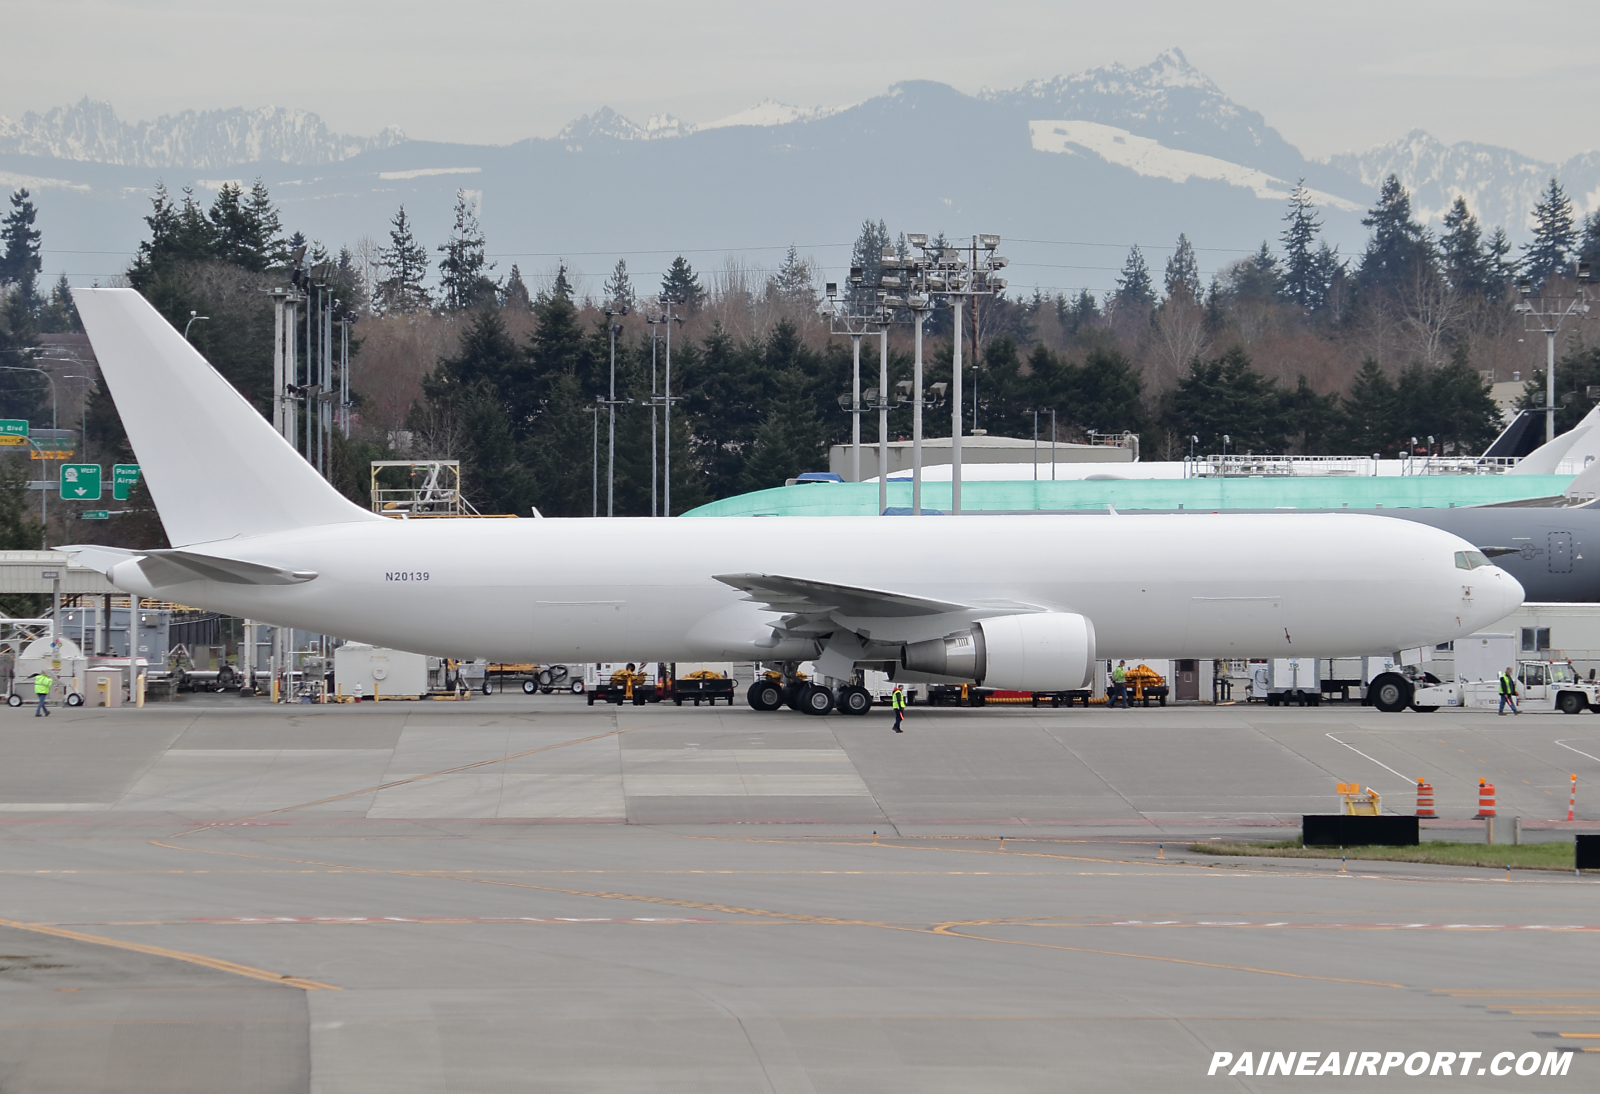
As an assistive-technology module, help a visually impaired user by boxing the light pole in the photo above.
[1515,266,1593,442]
[62,374,95,453]
[824,265,883,485]
[588,402,602,518]
[184,310,210,341]
[604,305,628,517]
[660,293,685,516]
[895,233,1007,514]
[645,313,664,516]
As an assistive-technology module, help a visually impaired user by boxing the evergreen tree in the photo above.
[207,181,280,272]
[376,205,430,314]
[1357,174,1433,296]
[1402,344,1500,455]
[436,190,496,311]
[546,261,575,304]
[1228,243,1281,301]
[603,258,633,308]
[0,189,43,305]
[660,255,704,312]
[771,244,815,305]
[1580,212,1600,270]
[1279,376,1340,453]
[1161,347,1283,451]
[1522,177,1577,286]
[1279,182,1328,309]
[1340,359,1399,454]
[1484,227,1517,298]
[503,264,532,311]
[848,219,891,308]
[737,365,825,492]
[1517,343,1600,436]
[1438,196,1491,296]
[245,180,288,269]
[1112,246,1154,308]
[1164,233,1200,302]
[37,274,80,333]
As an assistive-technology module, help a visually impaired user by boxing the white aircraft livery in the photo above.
[64,289,1523,714]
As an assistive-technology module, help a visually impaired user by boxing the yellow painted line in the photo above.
[0,916,339,990]
[1558,1033,1600,1038]
[929,924,1405,989]
[146,838,1406,989]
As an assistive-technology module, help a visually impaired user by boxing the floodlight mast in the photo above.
[1515,265,1594,442]
[898,233,1008,514]
[826,270,883,486]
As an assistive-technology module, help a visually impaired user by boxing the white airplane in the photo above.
[64,289,1523,715]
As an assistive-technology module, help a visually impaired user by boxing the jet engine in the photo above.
[901,613,1096,692]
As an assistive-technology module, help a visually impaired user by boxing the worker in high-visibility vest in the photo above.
[1111,660,1129,708]
[890,686,906,733]
[32,671,52,718]
[1498,667,1519,716]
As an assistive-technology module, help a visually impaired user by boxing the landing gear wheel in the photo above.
[522,679,537,695]
[838,685,872,716]
[1558,691,1585,715]
[747,680,783,712]
[799,684,835,716]
[66,693,83,707]
[6,694,19,707]
[784,684,807,712]
[1369,673,1411,714]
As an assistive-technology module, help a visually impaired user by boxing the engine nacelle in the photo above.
[901,613,1096,692]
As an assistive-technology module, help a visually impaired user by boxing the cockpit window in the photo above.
[1455,550,1493,570]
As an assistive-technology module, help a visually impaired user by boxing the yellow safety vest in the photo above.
[33,674,51,695]
[891,690,906,710]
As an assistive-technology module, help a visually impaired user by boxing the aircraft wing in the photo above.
[58,544,317,587]
[713,572,1038,645]
[714,573,967,618]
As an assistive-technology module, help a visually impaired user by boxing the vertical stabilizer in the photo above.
[74,288,380,546]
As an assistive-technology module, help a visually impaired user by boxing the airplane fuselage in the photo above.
[108,512,1522,663]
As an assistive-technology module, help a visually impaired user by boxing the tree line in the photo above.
[4,168,1599,529]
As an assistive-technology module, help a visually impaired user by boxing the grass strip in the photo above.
[1187,838,1578,871]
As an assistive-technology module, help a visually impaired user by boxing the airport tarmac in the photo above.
[0,695,1595,1091]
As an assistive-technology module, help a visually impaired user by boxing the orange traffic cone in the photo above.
[1476,777,1496,819]
[1416,779,1436,818]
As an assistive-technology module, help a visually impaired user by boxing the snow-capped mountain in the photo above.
[1326,129,1600,236]
[0,98,405,169]
[556,99,837,143]
[983,49,1308,183]
[6,51,1597,299]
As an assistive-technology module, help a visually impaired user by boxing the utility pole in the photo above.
[660,293,685,516]
[911,300,926,516]
[951,296,963,514]
[1515,266,1593,443]
[878,327,889,516]
[646,313,663,516]
[603,306,628,517]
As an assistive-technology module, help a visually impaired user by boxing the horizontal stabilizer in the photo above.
[58,544,316,587]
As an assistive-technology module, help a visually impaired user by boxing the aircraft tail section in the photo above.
[73,288,380,547]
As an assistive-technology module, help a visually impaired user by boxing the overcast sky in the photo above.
[3,0,1596,164]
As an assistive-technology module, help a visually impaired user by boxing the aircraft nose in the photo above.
[1493,567,1525,618]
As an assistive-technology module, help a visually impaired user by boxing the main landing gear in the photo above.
[744,665,873,716]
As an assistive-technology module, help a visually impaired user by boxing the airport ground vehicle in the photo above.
[1370,632,1600,713]
[671,668,736,706]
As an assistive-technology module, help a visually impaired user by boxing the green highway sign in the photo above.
[60,463,102,501]
[80,510,109,520]
[0,420,27,436]
[112,463,141,501]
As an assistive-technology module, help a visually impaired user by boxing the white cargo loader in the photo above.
[1407,632,1600,714]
